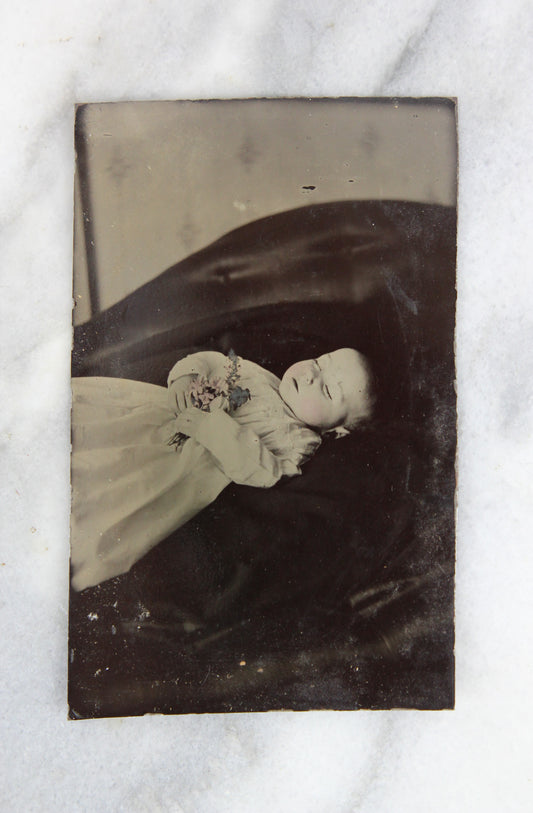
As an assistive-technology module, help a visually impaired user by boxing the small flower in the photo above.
[229,385,251,410]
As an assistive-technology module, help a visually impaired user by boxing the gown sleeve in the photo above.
[177,408,304,488]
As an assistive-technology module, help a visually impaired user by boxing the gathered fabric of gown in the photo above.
[71,351,321,592]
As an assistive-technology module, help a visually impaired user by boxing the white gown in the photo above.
[70,351,321,591]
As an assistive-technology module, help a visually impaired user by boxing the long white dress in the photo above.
[70,351,321,592]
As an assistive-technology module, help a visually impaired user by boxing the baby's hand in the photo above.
[174,396,229,438]
[208,394,229,412]
[168,374,196,413]
[174,406,208,437]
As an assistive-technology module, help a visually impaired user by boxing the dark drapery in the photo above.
[69,200,456,717]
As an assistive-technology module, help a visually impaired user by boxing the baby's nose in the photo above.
[304,367,317,384]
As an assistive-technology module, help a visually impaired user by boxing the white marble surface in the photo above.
[1,0,532,810]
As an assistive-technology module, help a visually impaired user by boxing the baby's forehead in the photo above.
[326,348,365,373]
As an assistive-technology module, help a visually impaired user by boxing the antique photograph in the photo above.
[68,98,457,717]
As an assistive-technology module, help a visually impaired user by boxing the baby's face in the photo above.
[279,348,372,432]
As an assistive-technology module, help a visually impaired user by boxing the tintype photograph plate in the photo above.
[69,98,457,718]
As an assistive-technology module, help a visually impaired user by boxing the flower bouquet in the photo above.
[168,349,251,448]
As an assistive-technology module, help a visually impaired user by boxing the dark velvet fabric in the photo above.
[69,200,456,716]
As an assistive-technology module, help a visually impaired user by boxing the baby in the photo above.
[71,348,374,591]
[278,348,374,436]
[172,347,373,437]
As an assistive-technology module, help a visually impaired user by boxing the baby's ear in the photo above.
[327,426,350,440]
